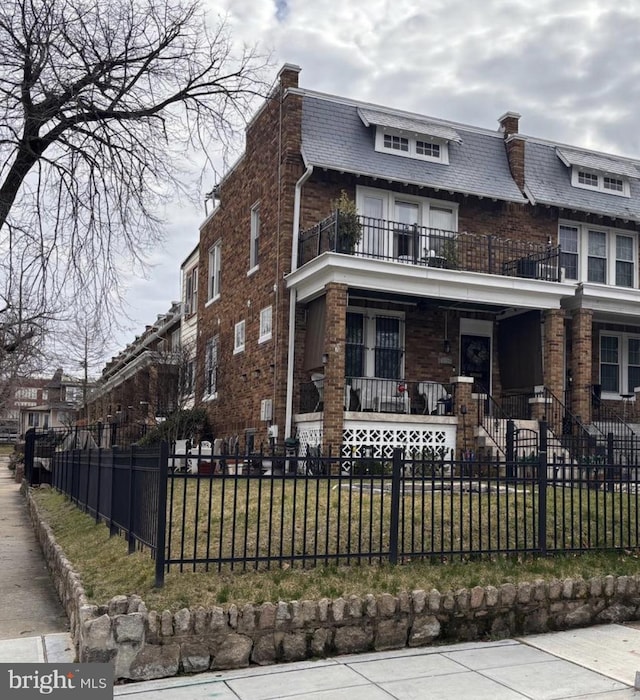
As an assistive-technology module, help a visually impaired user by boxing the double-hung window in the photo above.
[208,241,221,301]
[601,333,640,396]
[259,306,272,344]
[250,204,260,271]
[234,320,245,354]
[184,267,198,315]
[559,221,637,288]
[204,336,219,397]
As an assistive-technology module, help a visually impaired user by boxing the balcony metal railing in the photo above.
[298,212,562,282]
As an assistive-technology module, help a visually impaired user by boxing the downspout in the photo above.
[285,163,314,438]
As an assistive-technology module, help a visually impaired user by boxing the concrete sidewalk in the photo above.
[111,629,640,699]
[0,462,73,652]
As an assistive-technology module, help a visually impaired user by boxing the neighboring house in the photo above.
[84,302,183,427]
[180,244,199,409]
[0,377,50,440]
[192,63,640,458]
[18,369,87,435]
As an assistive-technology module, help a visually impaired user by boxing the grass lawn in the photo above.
[31,482,640,614]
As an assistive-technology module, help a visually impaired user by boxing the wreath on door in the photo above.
[465,339,489,366]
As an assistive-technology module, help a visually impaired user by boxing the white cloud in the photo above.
[115,0,640,353]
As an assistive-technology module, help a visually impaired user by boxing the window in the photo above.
[559,225,579,280]
[587,230,607,284]
[65,386,83,403]
[234,320,245,354]
[27,412,40,427]
[376,129,449,163]
[171,328,181,351]
[259,306,272,343]
[345,309,404,378]
[208,242,221,301]
[416,140,440,158]
[616,235,634,287]
[184,266,198,315]
[15,387,37,400]
[383,134,409,152]
[601,333,640,396]
[571,168,630,196]
[346,313,365,377]
[356,186,457,260]
[559,221,636,287]
[182,359,195,395]
[578,171,598,187]
[204,336,219,397]
[250,204,260,270]
[604,176,624,192]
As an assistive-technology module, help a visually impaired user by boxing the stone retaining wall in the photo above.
[25,485,640,682]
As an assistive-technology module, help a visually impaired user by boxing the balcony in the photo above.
[298,212,562,283]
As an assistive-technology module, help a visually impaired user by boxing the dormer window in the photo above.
[358,106,461,166]
[571,168,630,196]
[556,147,635,198]
[376,128,449,163]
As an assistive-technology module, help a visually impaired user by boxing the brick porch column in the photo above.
[452,376,475,459]
[571,308,593,423]
[543,308,566,400]
[322,283,348,459]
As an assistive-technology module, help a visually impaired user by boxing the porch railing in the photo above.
[298,212,562,282]
[299,377,455,416]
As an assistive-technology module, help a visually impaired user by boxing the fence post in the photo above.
[109,447,118,537]
[506,419,515,478]
[155,441,169,588]
[95,447,102,524]
[538,419,548,555]
[127,445,137,554]
[388,448,403,565]
[24,428,35,485]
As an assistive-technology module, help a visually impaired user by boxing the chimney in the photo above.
[498,111,521,135]
[278,63,301,91]
[498,111,525,193]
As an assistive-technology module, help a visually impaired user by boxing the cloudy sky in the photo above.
[113,0,640,363]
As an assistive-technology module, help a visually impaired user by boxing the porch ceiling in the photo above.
[286,253,576,311]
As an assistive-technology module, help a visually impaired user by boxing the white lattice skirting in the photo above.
[294,417,456,459]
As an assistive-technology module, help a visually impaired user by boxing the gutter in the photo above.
[285,162,314,438]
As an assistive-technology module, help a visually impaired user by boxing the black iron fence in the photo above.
[25,421,640,587]
[298,212,562,282]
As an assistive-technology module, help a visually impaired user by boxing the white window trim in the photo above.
[600,331,640,399]
[250,203,260,270]
[347,306,405,378]
[570,167,630,197]
[183,266,198,316]
[234,320,246,354]
[259,306,272,344]
[559,219,637,288]
[203,335,219,401]
[208,241,221,302]
[374,127,449,164]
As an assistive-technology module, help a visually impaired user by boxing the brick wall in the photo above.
[196,66,304,446]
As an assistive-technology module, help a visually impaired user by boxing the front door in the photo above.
[460,333,491,393]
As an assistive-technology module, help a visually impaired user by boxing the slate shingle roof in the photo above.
[525,140,640,222]
[301,94,526,203]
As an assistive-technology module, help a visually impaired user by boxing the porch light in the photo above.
[322,353,329,365]
[443,339,451,354]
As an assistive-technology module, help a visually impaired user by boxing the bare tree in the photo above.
[0,0,270,363]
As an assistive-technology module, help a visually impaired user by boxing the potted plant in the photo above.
[332,190,362,253]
